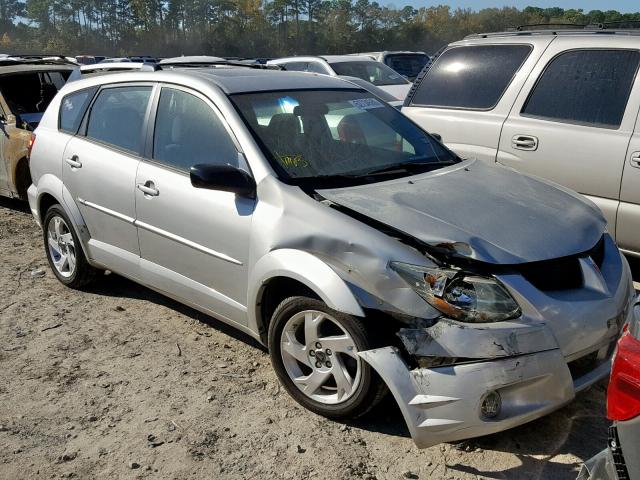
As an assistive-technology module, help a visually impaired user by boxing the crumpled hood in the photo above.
[318,159,606,264]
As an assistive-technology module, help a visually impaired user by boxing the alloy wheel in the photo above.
[46,215,77,278]
[280,309,362,404]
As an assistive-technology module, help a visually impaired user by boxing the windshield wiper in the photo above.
[362,160,450,177]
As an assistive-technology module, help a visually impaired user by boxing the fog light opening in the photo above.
[480,390,502,419]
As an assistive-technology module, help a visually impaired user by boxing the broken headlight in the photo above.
[390,262,521,323]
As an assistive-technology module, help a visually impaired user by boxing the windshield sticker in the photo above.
[348,98,384,110]
[276,152,309,169]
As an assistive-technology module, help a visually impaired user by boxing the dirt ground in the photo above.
[1,197,637,480]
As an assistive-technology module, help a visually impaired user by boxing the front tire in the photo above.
[268,296,387,419]
[43,204,98,288]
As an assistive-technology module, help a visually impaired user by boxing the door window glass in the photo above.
[410,45,532,109]
[522,49,640,128]
[153,88,238,171]
[86,86,152,153]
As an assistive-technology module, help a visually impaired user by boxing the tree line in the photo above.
[0,2,639,58]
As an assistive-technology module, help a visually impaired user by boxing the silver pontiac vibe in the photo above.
[28,68,637,448]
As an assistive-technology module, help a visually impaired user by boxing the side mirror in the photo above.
[190,164,256,198]
[431,132,442,142]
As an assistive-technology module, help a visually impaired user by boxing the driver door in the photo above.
[135,85,254,325]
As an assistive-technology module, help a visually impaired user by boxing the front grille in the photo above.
[515,235,605,292]
[609,426,630,480]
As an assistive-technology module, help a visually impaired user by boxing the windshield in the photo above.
[329,61,408,86]
[385,54,429,80]
[231,89,458,187]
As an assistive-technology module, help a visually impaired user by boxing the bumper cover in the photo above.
[359,347,612,448]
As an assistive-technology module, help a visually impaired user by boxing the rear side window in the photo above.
[59,87,96,134]
[152,88,238,171]
[410,44,532,110]
[522,49,640,129]
[86,86,152,153]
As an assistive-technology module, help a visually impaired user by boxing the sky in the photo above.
[400,0,638,13]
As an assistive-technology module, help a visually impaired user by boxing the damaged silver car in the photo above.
[28,67,637,448]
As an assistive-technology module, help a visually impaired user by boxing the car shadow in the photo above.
[0,196,30,213]
[84,272,265,351]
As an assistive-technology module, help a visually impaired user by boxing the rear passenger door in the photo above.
[135,85,254,325]
[497,38,640,237]
[62,84,153,276]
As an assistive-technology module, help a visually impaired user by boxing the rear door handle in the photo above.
[512,135,538,151]
[137,181,159,196]
[630,152,640,168]
[65,155,82,168]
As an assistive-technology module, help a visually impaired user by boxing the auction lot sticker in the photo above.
[349,98,384,110]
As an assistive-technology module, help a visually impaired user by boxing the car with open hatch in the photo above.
[27,67,637,448]
[0,55,74,199]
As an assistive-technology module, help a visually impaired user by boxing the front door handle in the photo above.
[512,135,538,151]
[630,152,640,168]
[137,181,159,196]
[65,155,82,168]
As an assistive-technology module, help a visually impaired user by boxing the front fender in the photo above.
[247,249,365,335]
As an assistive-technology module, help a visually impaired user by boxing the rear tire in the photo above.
[268,296,387,419]
[43,204,98,288]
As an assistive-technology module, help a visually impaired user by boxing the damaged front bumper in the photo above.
[359,346,612,448]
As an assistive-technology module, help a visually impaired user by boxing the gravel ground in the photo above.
[1,197,636,480]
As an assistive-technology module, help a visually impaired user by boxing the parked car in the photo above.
[578,297,640,480]
[356,51,430,81]
[28,68,636,448]
[402,27,640,259]
[98,57,132,63]
[267,55,411,101]
[0,56,74,199]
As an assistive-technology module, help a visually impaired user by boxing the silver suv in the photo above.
[402,27,640,258]
[28,67,636,448]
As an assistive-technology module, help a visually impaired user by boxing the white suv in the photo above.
[402,28,640,258]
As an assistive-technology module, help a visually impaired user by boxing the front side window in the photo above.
[59,87,97,134]
[153,88,238,171]
[410,44,532,110]
[86,86,152,153]
[329,61,408,86]
[522,49,640,129]
[231,89,457,188]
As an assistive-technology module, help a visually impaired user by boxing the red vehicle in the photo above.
[579,297,640,480]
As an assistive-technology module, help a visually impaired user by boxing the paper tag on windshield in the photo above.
[349,98,384,110]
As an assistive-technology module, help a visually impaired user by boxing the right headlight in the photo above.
[390,262,521,323]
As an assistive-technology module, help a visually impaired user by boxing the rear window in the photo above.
[410,44,532,110]
[521,49,640,129]
[59,87,96,134]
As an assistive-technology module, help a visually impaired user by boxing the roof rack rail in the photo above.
[512,23,586,31]
[157,58,283,70]
[467,23,640,39]
[587,20,640,29]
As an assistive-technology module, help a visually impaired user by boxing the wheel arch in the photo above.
[35,174,91,259]
[248,249,365,345]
